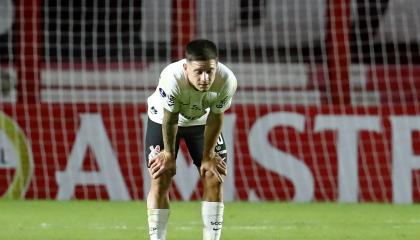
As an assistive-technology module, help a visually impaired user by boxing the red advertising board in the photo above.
[1,104,419,203]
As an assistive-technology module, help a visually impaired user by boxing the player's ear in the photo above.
[183,63,188,71]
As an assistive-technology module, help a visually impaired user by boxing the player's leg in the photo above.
[145,118,180,240]
[185,128,227,201]
[184,127,226,240]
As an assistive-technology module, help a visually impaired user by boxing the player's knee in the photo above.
[203,171,223,185]
[153,168,176,183]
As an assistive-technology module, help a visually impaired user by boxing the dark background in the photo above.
[0,0,419,64]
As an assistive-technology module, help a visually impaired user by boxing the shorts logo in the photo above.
[159,88,166,98]
[148,145,161,161]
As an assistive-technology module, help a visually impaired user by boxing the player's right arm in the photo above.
[161,108,179,158]
[149,67,181,179]
[149,109,179,179]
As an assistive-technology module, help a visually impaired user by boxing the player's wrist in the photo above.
[202,151,217,162]
[163,150,176,160]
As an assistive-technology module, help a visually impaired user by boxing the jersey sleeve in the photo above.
[210,73,237,113]
[157,69,181,113]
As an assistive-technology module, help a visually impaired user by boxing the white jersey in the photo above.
[147,59,237,126]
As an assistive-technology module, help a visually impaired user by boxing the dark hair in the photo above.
[185,39,218,61]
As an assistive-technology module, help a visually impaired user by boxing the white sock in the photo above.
[147,209,169,240]
[202,201,224,240]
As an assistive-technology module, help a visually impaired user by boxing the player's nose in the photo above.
[200,72,209,83]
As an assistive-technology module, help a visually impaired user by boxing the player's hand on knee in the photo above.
[200,154,227,183]
[149,151,176,179]
[216,156,227,176]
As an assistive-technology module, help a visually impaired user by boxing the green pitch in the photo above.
[0,200,419,240]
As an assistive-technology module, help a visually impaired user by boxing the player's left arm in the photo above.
[200,69,237,181]
[200,111,227,182]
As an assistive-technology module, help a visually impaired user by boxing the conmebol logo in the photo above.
[0,111,33,199]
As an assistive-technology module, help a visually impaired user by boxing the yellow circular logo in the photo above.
[0,111,33,199]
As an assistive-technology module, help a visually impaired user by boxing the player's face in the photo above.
[184,59,217,92]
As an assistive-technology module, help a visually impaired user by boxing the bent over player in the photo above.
[145,39,237,240]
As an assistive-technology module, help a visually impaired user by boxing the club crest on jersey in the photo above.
[159,87,166,98]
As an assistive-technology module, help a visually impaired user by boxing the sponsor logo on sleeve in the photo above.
[159,87,166,98]
[159,87,175,107]
[167,95,175,106]
[216,96,229,108]
[149,106,158,114]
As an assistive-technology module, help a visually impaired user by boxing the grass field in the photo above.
[0,200,419,240]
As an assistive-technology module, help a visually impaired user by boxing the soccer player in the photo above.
[145,39,237,240]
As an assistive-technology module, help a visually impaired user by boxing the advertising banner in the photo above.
[1,104,419,203]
